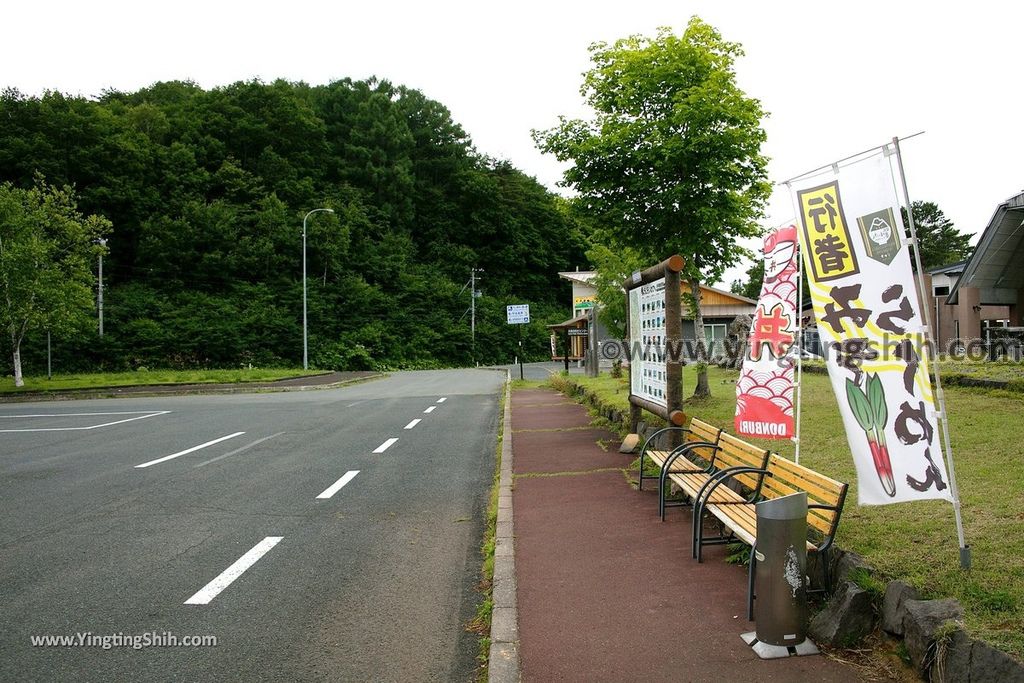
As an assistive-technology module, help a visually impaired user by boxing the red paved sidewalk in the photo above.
[511,387,861,682]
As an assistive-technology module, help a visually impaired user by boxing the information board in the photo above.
[628,278,667,408]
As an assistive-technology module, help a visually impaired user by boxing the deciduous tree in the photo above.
[0,180,109,385]
[534,18,771,397]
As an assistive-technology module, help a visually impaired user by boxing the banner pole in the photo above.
[891,136,970,569]
[785,183,805,466]
[793,232,805,466]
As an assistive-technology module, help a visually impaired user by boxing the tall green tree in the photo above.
[534,18,771,397]
[0,180,110,385]
[730,259,764,301]
[900,201,974,270]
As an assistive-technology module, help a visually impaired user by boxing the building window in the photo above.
[933,285,949,296]
[704,324,728,354]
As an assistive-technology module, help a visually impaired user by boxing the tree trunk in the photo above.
[689,276,711,399]
[12,338,23,387]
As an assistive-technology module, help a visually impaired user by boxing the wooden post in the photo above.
[563,330,570,373]
[665,265,683,449]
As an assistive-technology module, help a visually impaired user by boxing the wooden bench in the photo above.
[666,432,771,535]
[692,453,849,618]
[637,419,722,516]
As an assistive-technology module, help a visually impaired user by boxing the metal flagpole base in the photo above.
[741,632,819,659]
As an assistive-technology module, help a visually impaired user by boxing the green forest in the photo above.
[0,78,587,373]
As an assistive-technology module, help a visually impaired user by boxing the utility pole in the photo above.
[458,268,484,365]
[467,267,483,365]
[471,267,477,364]
[97,238,107,337]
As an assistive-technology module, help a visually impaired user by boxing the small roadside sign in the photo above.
[567,328,588,337]
[506,304,530,324]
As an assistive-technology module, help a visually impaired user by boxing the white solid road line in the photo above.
[316,470,360,499]
[184,536,283,605]
[423,406,436,414]
[436,397,447,403]
[0,411,170,433]
[193,432,285,468]
[135,432,246,469]
[373,437,399,453]
[404,419,421,430]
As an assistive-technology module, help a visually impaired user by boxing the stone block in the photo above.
[902,598,964,673]
[881,580,919,636]
[808,580,876,647]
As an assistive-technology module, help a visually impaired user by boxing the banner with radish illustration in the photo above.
[789,148,952,505]
[735,224,799,440]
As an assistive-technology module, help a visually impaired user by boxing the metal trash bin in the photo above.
[741,491,818,658]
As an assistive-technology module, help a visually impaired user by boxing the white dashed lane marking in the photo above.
[372,438,398,454]
[316,471,360,500]
[135,432,245,469]
[184,537,282,605]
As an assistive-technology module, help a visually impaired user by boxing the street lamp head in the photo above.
[302,208,335,236]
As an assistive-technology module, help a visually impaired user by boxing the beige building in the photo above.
[943,191,1024,348]
[554,270,756,358]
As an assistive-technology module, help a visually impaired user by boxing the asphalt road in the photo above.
[0,368,505,682]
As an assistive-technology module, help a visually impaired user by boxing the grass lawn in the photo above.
[562,365,1024,660]
[0,368,329,393]
[804,357,1024,387]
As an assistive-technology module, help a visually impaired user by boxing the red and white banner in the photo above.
[735,225,799,439]
[790,147,952,505]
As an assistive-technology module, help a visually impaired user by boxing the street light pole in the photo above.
[302,208,335,370]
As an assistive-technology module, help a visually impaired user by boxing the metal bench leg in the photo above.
[747,542,757,621]
[658,467,668,519]
[695,511,705,562]
[821,548,832,594]
[691,500,701,558]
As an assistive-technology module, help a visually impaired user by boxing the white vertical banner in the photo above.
[789,147,953,506]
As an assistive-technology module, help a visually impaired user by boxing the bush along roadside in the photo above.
[546,373,1024,681]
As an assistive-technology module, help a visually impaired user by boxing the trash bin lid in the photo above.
[755,491,807,520]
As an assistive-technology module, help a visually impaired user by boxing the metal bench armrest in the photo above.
[639,427,691,459]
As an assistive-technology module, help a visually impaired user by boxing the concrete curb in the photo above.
[0,373,385,403]
[489,370,520,682]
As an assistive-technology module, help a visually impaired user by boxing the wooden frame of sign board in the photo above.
[623,255,686,448]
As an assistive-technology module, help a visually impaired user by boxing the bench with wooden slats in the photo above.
[693,453,849,618]
[664,431,771,523]
[637,419,722,494]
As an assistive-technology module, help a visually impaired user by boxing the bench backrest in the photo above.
[713,432,771,491]
[684,419,722,463]
[763,454,848,539]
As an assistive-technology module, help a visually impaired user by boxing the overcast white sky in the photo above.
[5,1,1022,286]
